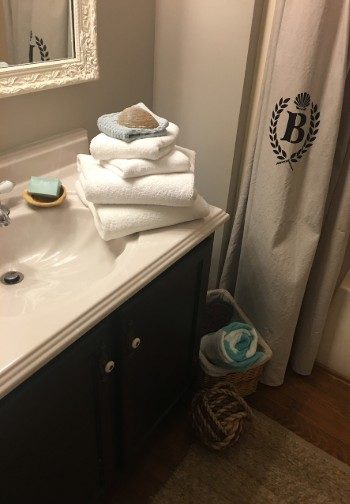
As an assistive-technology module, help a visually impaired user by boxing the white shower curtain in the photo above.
[220,0,350,386]
[2,0,72,65]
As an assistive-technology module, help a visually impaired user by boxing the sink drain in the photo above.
[1,271,24,285]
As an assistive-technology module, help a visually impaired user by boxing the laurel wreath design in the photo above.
[269,97,320,170]
[35,36,50,61]
[269,97,290,164]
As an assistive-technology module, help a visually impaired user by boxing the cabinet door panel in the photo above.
[0,322,113,504]
[115,237,212,459]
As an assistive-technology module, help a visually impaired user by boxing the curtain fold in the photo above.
[292,68,350,374]
[220,0,350,385]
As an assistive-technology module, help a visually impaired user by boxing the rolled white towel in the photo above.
[76,181,210,241]
[101,146,193,179]
[77,154,195,206]
[90,122,179,161]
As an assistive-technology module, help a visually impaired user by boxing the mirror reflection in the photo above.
[0,0,75,68]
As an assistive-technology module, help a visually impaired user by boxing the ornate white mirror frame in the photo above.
[0,0,98,98]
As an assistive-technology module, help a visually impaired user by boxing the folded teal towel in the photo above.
[97,102,169,143]
[202,321,264,373]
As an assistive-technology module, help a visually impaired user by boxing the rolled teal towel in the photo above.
[202,321,264,373]
[97,102,169,143]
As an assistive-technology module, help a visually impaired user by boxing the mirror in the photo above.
[0,0,75,67]
[0,0,98,97]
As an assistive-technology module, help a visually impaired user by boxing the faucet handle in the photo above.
[0,180,15,194]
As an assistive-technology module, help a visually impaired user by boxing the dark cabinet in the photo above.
[0,235,213,503]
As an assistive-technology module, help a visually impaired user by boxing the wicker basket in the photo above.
[199,289,272,397]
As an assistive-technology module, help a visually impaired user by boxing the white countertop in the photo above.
[0,130,229,399]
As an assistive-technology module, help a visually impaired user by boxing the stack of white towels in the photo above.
[76,103,210,241]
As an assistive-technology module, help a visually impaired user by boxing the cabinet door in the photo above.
[0,319,116,504]
[115,237,212,461]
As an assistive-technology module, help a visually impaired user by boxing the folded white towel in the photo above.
[77,154,195,206]
[101,146,193,179]
[76,181,210,241]
[90,122,179,161]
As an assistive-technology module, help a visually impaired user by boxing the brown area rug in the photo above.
[151,410,350,504]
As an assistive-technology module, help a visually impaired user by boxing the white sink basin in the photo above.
[1,196,127,318]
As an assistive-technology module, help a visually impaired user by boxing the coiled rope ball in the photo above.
[191,382,252,450]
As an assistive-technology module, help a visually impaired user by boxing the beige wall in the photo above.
[153,0,257,287]
[0,0,155,152]
[317,272,350,380]
[0,1,8,62]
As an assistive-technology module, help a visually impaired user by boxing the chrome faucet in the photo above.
[0,180,15,227]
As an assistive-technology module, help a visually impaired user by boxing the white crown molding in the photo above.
[0,0,99,98]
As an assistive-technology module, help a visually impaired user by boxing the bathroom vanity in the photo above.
[0,236,213,503]
[0,131,228,503]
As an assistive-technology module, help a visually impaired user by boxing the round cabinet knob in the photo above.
[104,360,115,374]
[131,337,141,349]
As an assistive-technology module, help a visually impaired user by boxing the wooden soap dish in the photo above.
[22,186,67,208]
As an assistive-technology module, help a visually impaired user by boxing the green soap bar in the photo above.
[28,176,62,199]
